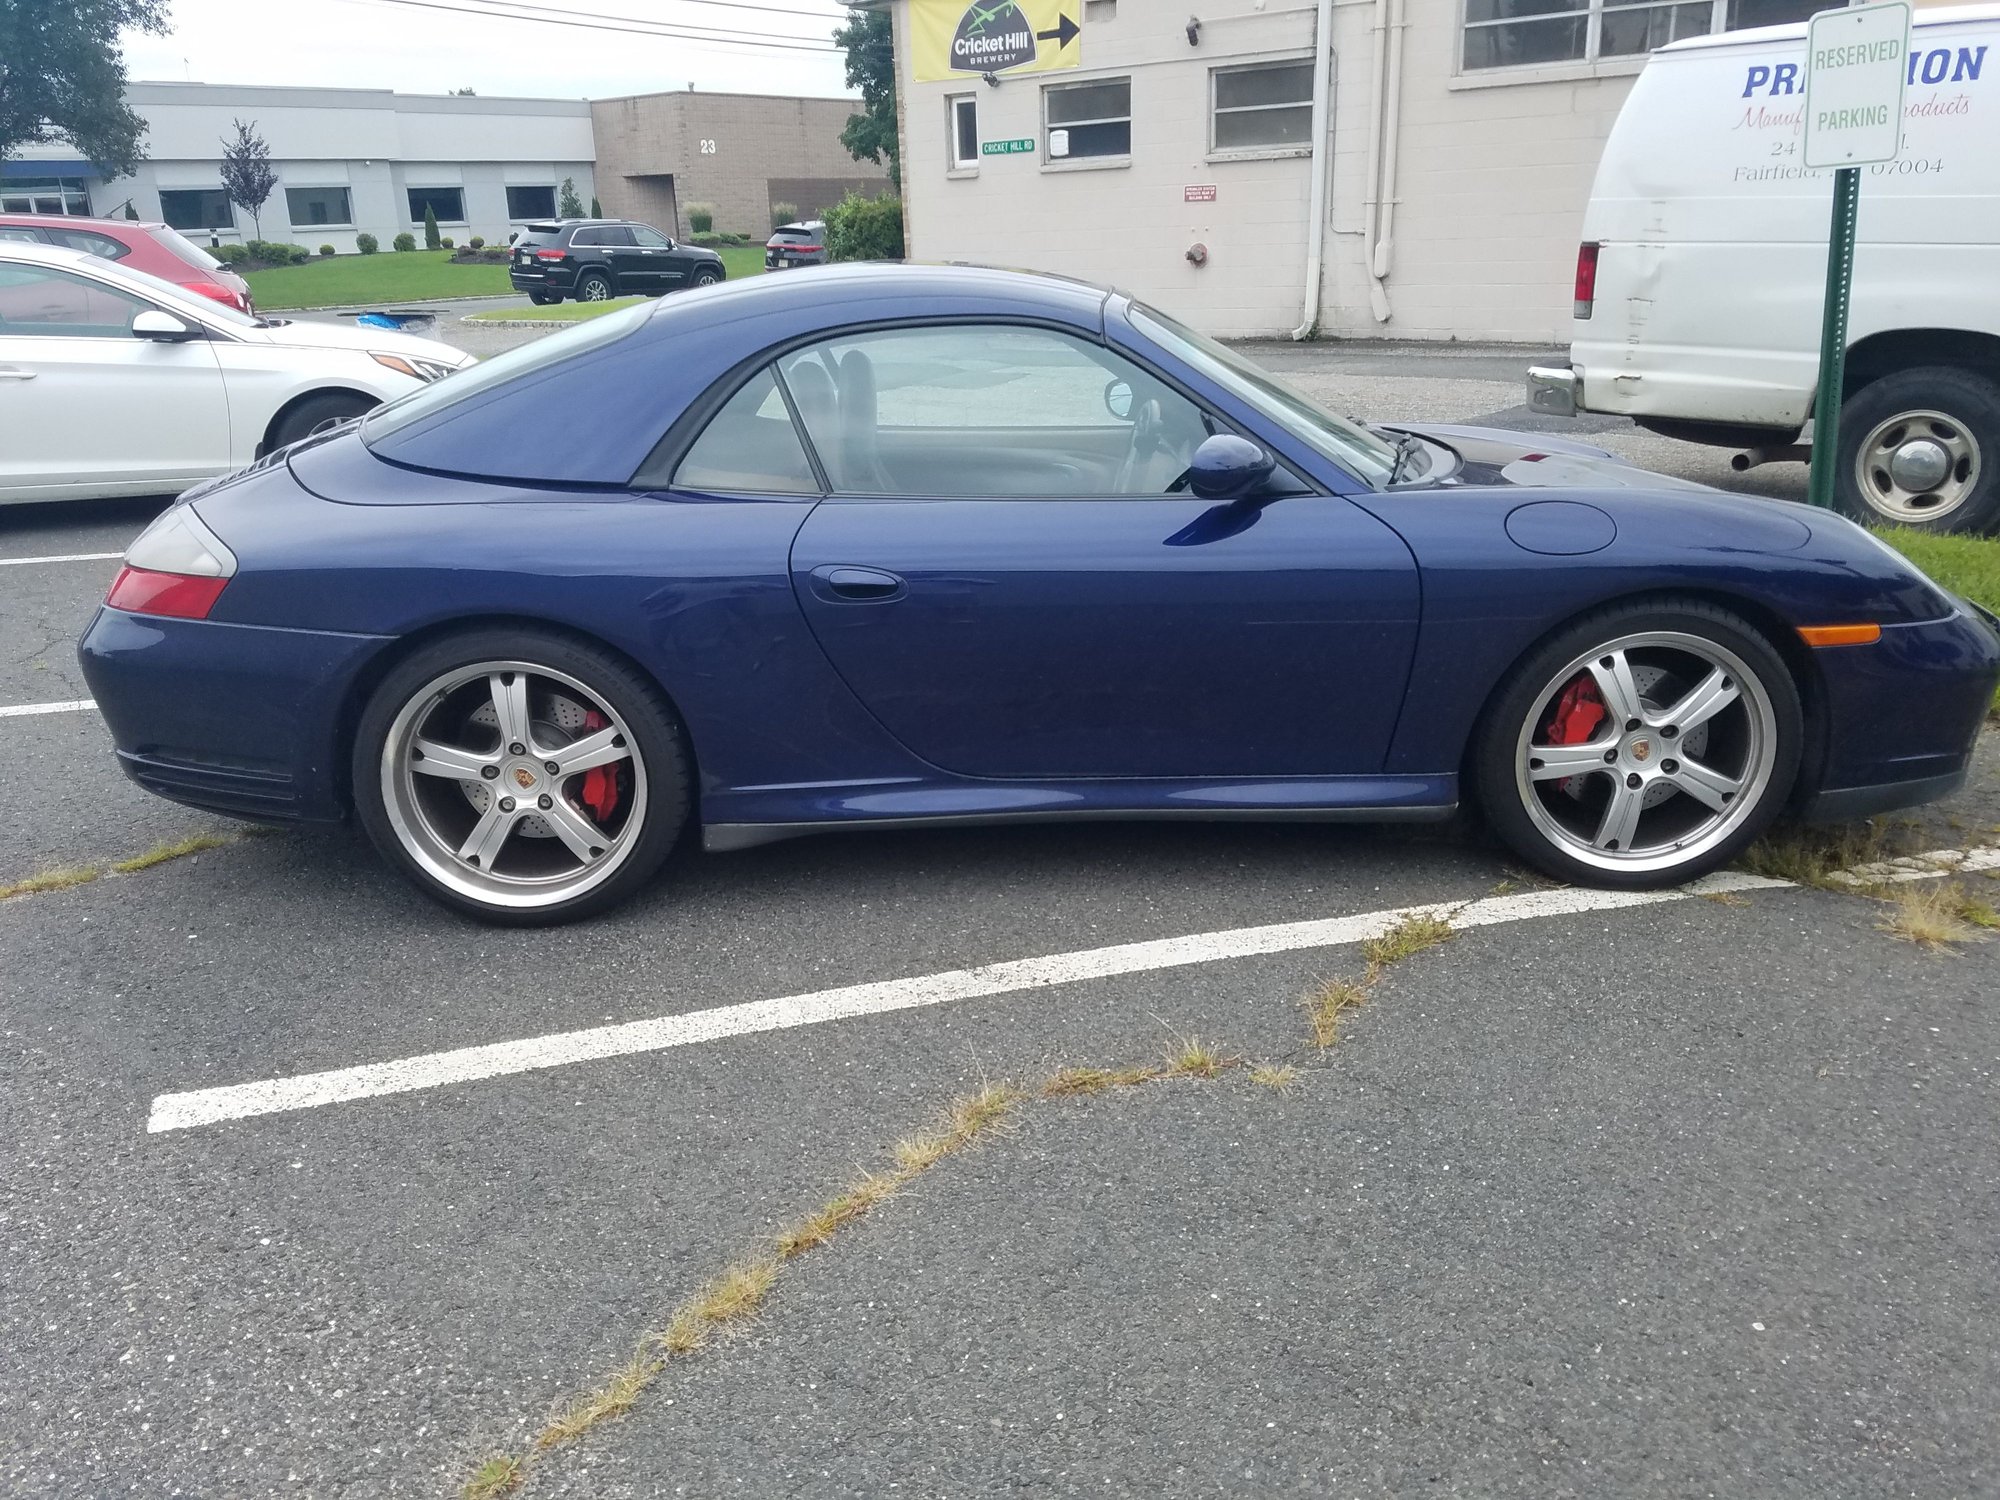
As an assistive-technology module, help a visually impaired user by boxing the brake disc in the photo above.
[1559,662,1709,809]
[460,689,594,838]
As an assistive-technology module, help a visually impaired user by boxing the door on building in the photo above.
[0,260,230,500]
[773,323,1421,779]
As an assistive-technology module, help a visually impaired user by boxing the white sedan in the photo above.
[0,241,474,505]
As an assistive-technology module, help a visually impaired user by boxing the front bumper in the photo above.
[1526,364,1578,418]
[77,606,391,825]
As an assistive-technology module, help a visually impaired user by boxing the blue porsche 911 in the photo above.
[79,266,2000,924]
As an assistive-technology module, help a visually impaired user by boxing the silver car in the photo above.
[764,220,826,271]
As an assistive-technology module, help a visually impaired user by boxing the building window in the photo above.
[1084,0,1115,18]
[407,186,466,223]
[0,177,92,216]
[158,189,233,231]
[285,186,352,227]
[1211,61,1315,151]
[1045,76,1130,161]
[949,94,980,169]
[1461,0,1821,71]
[506,185,557,220]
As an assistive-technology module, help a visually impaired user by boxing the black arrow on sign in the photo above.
[1036,14,1080,47]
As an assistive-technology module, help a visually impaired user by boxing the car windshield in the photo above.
[362,299,654,441]
[1127,301,1398,487]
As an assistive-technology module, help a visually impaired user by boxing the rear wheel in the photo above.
[1836,366,2000,534]
[270,391,374,449]
[528,290,559,306]
[574,270,614,302]
[352,628,690,924]
[1474,601,1801,889]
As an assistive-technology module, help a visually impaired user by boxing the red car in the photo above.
[0,214,254,313]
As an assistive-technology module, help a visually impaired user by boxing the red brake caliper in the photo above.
[577,709,620,823]
[1544,675,1606,746]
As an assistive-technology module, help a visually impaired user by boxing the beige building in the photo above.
[590,89,892,239]
[876,0,1847,341]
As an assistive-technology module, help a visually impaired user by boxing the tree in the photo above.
[834,8,898,191]
[0,0,170,176]
[423,203,440,250]
[589,195,602,218]
[219,119,276,238]
[559,177,585,218]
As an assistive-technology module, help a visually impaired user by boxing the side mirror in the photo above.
[132,309,198,342]
[1187,433,1276,501]
[1103,378,1133,421]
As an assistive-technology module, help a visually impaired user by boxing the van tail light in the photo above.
[185,280,248,313]
[1573,243,1600,321]
[107,507,237,620]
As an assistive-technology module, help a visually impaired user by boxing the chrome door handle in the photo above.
[0,367,36,381]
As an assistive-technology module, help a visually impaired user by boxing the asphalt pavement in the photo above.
[1,317,1994,1498]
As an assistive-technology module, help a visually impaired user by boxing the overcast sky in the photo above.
[121,0,855,101]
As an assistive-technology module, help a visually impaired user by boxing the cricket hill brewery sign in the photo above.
[910,0,1081,83]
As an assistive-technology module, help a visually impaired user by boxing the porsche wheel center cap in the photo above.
[1627,738,1653,764]
[510,764,539,792]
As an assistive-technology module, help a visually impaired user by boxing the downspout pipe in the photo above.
[1289,0,1337,340]
[1358,0,1391,328]
[1369,0,1408,323]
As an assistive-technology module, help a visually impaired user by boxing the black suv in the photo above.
[508,219,725,305]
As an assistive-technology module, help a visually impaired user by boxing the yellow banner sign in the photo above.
[909,0,1081,84]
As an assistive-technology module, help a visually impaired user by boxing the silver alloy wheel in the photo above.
[379,659,648,910]
[1513,631,1779,877]
[1854,407,1982,522]
[577,276,611,302]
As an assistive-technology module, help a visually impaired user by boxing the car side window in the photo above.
[597,226,637,248]
[0,228,47,244]
[668,366,820,495]
[773,324,1211,497]
[0,262,152,337]
[47,228,131,260]
[571,228,604,247]
[630,226,671,248]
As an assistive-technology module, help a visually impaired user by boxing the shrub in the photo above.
[823,191,904,262]
[468,235,485,250]
[589,195,602,218]
[687,232,724,247]
[246,239,313,265]
[319,243,336,257]
[440,235,454,249]
[356,232,379,255]
[770,201,798,230]
[423,204,441,250]
[559,177,584,218]
[392,232,417,252]
[210,243,251,265]
[686,201,715,234]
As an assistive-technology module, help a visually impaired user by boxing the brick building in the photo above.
[590,89,892,238]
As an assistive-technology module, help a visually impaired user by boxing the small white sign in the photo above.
[1048,128,1070,158]
[1802,1,1911,168]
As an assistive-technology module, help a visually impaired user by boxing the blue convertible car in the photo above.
[79,266,2000,923]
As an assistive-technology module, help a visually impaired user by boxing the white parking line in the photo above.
[0,551,122,567]
[0,699,95,719]
[1830,845,2000,886]
[147,868,1793,1134]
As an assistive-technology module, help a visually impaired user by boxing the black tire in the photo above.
[527,290,559,306]
[270,391,375,449]
[351,627,691,925]
[1835,365,2000,534]
[1473,599,1802,889]
[690,264,722,287]
[574,270,615,303]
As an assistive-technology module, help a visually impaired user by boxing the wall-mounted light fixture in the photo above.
[982,70,1001,87]
[1186,15,1202,44]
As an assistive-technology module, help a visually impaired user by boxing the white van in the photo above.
[1528,3,2000,532]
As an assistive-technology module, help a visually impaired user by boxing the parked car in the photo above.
[765,220,827,271]
[507,219,725,305]
[0,213,254,314]
[1528,5,2000,533]
[0,241,472,505]
[79,266,2000,924]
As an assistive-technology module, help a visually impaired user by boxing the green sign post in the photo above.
[1801,1,1910,511]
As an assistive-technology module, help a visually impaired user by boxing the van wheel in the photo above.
[1836,366,2000,534]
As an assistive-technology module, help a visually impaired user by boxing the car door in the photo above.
[590,225,652,293]
[629,225,682,290]
[0,259,230,501]
[779,322,1421,780]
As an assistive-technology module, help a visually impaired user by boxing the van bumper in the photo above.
[1526,365,1577,418]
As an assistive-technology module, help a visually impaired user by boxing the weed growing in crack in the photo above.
[1877,881,1991,952]
[1360,911,1454,969]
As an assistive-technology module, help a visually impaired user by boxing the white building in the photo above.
[878,0,1934,342]
[4,83,597,253]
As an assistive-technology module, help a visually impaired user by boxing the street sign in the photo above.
[910,0,1082,84]
[982,138,1035,156]
[1802,1,1910,512]
[1802,1,1911,168]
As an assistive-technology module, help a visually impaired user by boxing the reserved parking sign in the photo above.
[1802,1,1912,167]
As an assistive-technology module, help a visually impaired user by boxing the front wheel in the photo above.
[352,629,691,924]
[690,265,722,288]
[1836,366,2000,534]
[270,391,375,449]
[1474,601,1801,889]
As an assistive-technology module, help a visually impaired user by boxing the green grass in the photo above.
[1872,526,2000,709]
[245,250,514,310]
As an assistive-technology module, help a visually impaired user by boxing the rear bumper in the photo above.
[77,606,390,825]
[509,265,576,292]
[1525,364,1578,418]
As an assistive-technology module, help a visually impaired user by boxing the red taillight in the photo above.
[786,244,822,254]
[186,280,247,312]
[1573,243,1599,321]
[106,565,229,620]
[534,248,569,261]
